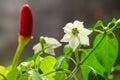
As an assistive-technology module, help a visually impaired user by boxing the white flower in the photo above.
[116,19,120,23]
[33,37,61,55]
[61,20,92,51]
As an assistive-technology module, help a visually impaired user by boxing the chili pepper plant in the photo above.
[0,4,120,80]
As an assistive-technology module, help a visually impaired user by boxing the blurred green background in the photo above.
[0,0,120,67]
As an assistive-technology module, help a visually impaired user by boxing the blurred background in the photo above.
[0,0,120,67]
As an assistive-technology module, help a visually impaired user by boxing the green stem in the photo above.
[42,69,71,76]
[43,69,78,80]
[12,36,30,69]
[75,49,79,63]
[106,25,116,33]
[80,32,106,64]
[66,64,80,80]
[12,43,24,69]
[93,29,104,33]
[69,57,77,65]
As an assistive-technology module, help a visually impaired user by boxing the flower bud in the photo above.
[19,4,33,38]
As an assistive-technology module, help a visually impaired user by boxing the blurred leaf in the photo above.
[28,70,43,80]
[54,56,69,80]
[40,56,57,80]
[19,57,33,64]
[55,56,65,70]
[7,68,20,80]
[93,20,104,29]
[54,45,71,80]
[81,49,105,80]
[88,70,105,80]
[55,44,71,70]
[94,33,118,73]
[17,71,29,80]
[107,18,116,28]
[0,73,7,80]
[114,65,120,71]
[0,66,7,80]
[54,71,66,80]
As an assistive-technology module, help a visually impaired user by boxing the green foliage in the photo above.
[88,70,105,80]
[1,18,120,80]
[54,56,69,80]
[0,66,7,80]
[94,33,118,73]
[81,49,105,80]
[7,68,20,80]
[40,56,57,80]
[93,20,104,29]
[28,70,43,80]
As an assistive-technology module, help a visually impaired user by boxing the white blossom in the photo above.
[116,19,120,23]
[33,37,61,55]
[61,20,92,51]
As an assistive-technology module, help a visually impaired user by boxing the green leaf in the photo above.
[19,57,33,64]
[81,49,105,80]
[28,70,43,80]
[54,71,66,80]
[55,56,68,69]
[0,66,7,80]
[64,44,72,55]
[107,18,116,28]
[55,44,71,70]
[54,56,69,80]
[7,68,20,80]
[114,65,120,71]
[93,20,104,29]
[32,49,45,61]
[17,72,29,80]
[40,56,57,80]
[94,33,118,73]
[88,70,105,80]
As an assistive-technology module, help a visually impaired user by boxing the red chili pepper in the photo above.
[19,4,33,38]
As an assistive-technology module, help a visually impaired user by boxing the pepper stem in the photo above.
[12,35,30,69]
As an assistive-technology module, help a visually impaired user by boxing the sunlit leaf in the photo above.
[17,72,29,80]
[0,66,7,80]
[40,56,57,80]
[7,68,20,80]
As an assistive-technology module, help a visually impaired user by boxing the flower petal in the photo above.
[63,23,73,34]
[80,28,92,36]
[79,36,90,46]
[69,35,80,51]
[33,43,42,53]
[61,34,71,42]
[45,48,55,56]
[73,20,84,29]
[45,37,61,48]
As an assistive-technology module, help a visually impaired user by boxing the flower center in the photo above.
[72,28,79,35]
